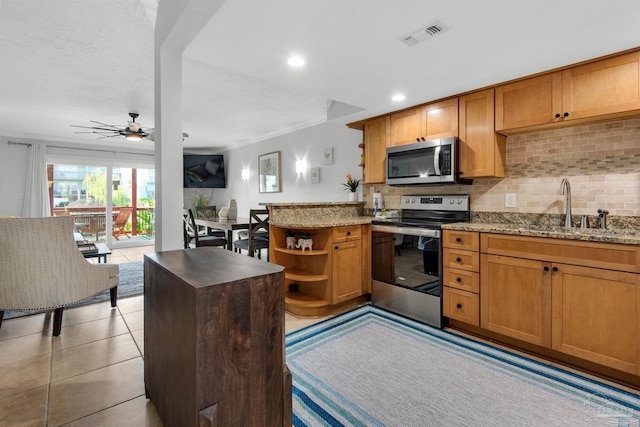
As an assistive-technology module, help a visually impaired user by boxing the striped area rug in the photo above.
[286,305,640,426]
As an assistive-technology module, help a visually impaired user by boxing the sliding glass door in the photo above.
[49,162,155,247]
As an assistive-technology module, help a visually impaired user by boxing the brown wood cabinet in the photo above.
[271,224,370,317]
[362,115,390,183]
[480,233,640,375]
[143,248,290,427]
[496,51,640,133]
[390,107,423,146]
[332,224,364,303]
[551,263,640,374]
[481,254,552,347]
[442,230,480,326]
[458,89,506,178]
[390,98,459,146]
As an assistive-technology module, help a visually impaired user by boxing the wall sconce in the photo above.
[241,168,250,181]
[296,159,307,175]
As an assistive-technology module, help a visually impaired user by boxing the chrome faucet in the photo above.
[559,178,572,227]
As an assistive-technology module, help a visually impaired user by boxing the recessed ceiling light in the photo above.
[287,56,306,67]
[391,94,406,102]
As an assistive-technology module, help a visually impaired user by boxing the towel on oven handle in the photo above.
[418,236,438,251]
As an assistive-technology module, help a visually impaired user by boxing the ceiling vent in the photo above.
[399,21,449,47]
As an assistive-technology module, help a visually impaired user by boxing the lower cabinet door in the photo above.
[332,240,362,303]
[552,263,640,375]
[481,254,552,347]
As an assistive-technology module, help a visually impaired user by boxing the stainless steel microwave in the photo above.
[386,137,471,186]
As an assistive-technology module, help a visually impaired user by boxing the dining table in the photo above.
[194,217,250,250]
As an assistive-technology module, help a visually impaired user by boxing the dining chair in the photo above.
[194,205,226,238]
[112,207,133,240]
[232,208,270,260]
[183,208,227,249]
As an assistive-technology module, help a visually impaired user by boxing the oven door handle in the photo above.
[372,224,440,238]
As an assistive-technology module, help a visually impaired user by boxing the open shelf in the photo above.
[284,292,328,308]
[273,247,328,256]
[285,268,329,282]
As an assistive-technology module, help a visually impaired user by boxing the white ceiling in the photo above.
[1,0,639,153]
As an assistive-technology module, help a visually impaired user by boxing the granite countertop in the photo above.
[442,222,640,245]
[271,216,373,228]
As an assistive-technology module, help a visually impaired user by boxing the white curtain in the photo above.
[21,143,51,217]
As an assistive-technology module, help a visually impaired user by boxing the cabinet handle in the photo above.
[421,137,425,141]
[552,266,558,272]
[555,113,561,118]
[456,277,462,282]
[416,138,421,142]
[543,266,549,271]
[455,237,462,243]
[563,112,569,117]
[456,303,462,309]
[456,257,462,263]
[346,231,351,236]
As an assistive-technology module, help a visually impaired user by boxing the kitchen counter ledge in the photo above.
[271,217,372,228]
[442,222,640,245]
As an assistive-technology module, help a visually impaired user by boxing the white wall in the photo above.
[184,121,363,216]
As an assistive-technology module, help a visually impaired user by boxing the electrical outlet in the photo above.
[505,193,517,208]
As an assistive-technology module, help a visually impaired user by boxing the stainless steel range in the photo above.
[371,194,470,327]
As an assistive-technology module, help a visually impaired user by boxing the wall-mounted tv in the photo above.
[183,154,226,188]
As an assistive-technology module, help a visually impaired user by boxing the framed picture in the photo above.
[323,147,333,165]
[259,151,281,193]
[310,167,320,183]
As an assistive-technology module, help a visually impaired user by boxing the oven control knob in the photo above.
[457,200,462,204]
[449,200,454,204]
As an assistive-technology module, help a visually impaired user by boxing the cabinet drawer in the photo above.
[443,248,479,272]
[443,267,479,293]
[443,287,479,326]
[481,233,640,273]
[333,225,361,242]
[442,230,479,251]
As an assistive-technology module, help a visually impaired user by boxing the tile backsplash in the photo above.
[363,117,640,218]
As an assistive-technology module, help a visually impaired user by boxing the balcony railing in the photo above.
[52,206,155,242]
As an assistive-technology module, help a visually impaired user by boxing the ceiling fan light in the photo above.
[125,132,143,141]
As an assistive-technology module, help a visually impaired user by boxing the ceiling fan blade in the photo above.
[71,124,121,132]
[89,120,121,129]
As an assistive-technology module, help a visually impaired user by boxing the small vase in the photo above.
[227,199,237,220]
[348,192,358,202]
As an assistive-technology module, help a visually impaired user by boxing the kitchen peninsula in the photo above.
[267,201,372,317]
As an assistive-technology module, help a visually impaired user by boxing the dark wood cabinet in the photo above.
[144,247,289,427]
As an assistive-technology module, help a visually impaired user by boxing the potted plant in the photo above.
[342,174,361,201]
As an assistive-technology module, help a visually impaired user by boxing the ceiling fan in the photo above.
[71,112,150,141]
[71,112,189,142]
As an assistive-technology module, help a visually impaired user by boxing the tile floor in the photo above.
[0,245,325,426]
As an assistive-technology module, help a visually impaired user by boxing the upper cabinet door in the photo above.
[423,98,459,140]
[562,51,640,120]
[363,115,390,184]
[459,89,506,179]
[495,73,562,131]
[390,107,423,146]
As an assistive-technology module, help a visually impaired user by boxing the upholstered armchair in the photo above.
[0,216,119,336]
